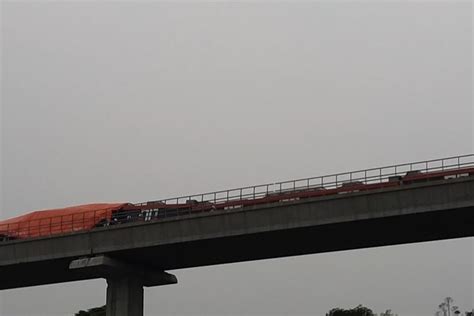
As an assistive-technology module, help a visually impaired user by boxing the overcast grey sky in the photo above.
[1,1,473,315]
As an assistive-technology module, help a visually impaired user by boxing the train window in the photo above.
[143,210,153,221]
[279,197,300,202]
[224,204,243,210]
[445,173,469,179]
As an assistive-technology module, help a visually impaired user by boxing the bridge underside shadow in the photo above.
[1,205,472,290]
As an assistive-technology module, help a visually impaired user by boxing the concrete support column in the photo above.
[69,255,177,316]
[106,276,144,316]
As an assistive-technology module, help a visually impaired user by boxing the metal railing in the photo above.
[1,154,473,241]
[143,153,474,206]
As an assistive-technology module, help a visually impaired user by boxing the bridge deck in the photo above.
[1,176,473,290]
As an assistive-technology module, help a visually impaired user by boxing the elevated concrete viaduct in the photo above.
[1,177,473,315]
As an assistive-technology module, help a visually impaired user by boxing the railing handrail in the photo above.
[152,154,474,204]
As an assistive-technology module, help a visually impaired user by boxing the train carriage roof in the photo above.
[0,203,128,226]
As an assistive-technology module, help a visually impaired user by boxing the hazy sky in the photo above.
[0,1,473,315]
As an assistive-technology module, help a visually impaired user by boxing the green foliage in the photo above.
[74,305,106,316]
[327,305,375,316]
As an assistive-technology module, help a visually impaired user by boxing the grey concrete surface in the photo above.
[106,277,144,316]
[68,255,177,287]
[0,177,473,291]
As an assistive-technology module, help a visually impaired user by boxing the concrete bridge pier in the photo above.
[106,276,144,316]
[69,255,178,316]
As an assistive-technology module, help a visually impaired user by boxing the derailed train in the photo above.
[1,166,472,242]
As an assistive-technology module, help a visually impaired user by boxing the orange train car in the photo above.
[0,203,128,241]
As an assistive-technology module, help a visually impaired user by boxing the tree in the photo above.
[446,297,454,316]
[452,306,460,316]
[327,305,375,316]
[380,309,398,316]
[440,303,448,316]
[74,306,106,316]
[437,297,459,316]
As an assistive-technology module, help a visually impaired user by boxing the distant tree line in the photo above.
[74,305,105,316]
[76,300,474,315]
[326,305,375,316]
